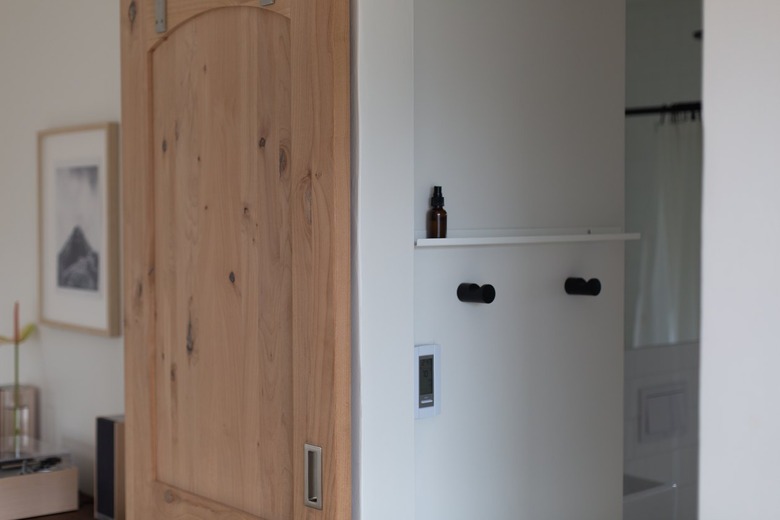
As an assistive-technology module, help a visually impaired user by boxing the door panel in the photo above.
[153,8,292,519]
[121,1,349,519]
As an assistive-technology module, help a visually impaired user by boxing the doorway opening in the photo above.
[624,1,703,519]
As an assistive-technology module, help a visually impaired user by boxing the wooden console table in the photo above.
[37,494,92,519]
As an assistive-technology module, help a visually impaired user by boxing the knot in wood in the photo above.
[186,319,195,354]
[128,1,137,25]
[279,148,288,175]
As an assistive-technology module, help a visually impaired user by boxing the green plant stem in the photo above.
[14,341,20,437]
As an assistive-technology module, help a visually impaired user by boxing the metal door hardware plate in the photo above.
[304,444,323,510]
[261,0,276,5]
[155,0,166,33]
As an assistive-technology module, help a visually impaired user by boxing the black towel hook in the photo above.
[565,277,601,296]
[457,283,496,304]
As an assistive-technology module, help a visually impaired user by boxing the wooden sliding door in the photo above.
[121,1,350,519]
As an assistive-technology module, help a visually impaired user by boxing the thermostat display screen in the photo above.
[415,344,440,419]
[420,356,434,396]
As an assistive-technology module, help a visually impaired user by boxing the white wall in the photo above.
[0,1,123,493]
[415,0,625,233]
[412,1,625,518]
[415,243,625,520]
[700,1,780,518]
[353,0,416,518]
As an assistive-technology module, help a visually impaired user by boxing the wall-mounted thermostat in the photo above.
[415,344,441,419]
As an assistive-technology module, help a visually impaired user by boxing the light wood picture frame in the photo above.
[38,123,120,336]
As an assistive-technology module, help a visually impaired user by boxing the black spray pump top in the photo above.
[431,186,445,207]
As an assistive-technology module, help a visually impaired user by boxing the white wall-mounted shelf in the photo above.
[415,232,640,248]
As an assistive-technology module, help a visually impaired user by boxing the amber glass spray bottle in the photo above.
[426,186,447,238]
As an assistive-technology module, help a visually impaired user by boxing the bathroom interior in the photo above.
[623,0,702,518]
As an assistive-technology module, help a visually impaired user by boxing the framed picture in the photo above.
[38,123,120,336]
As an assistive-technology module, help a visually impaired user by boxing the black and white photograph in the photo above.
[56,164,102,292]
[39,123,120,336]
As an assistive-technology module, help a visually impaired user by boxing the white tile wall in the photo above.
[624,342,699,520]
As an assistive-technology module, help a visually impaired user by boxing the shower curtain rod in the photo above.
[625,101,701,117]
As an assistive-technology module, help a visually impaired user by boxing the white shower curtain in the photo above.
[630,118,702,348]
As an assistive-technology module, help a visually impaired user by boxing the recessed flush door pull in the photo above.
[304,444,323,510]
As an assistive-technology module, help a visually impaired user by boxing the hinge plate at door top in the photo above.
[155,0,166,33]
[260,0,276,5]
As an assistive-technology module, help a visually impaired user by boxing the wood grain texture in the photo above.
[121,2,157,520]
[152,8,293,518]
[290,0,351,518]
[122,1,350,519]
[105,123,122,336]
